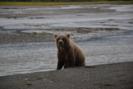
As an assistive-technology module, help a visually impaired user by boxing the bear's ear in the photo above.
[66,33,70,38]
[54,34,58,39]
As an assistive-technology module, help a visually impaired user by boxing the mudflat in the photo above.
[0,62,133,89]
[0,4,133,76]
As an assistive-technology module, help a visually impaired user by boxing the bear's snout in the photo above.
[58,40,64,47]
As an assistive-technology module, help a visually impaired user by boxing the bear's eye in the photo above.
[62,38,66,42]
[56,38,60,42]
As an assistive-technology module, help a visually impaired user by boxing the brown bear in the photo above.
[54,33,85,70]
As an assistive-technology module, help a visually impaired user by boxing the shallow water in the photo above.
[0,4,133,76]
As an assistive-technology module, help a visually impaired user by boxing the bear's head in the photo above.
[54,33,70,51]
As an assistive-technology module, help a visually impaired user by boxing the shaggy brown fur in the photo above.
[54,33,85,70]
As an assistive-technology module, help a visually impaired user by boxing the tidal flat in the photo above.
[0,4,133,76]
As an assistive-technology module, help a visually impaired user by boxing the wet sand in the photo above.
[0,32,53,44]
[0,62,133,89]
[0,27,119,44]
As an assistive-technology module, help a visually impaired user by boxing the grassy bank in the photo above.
[0,2,80,6]
[0,1,133,6]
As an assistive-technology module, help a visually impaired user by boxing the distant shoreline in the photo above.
[0,1,133,7]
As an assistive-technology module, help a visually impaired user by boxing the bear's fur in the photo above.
[54,33,85,70]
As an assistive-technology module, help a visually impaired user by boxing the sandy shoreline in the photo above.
[0,62,133,89]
